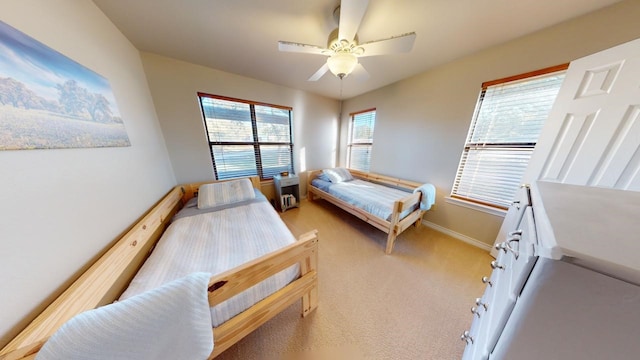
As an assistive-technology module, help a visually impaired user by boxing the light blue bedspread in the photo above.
[120,198,298,327]
[311,178,418,221]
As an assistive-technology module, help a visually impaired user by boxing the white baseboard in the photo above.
[422,220,493,252]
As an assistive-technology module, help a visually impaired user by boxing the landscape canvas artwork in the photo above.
[0,20,130,150]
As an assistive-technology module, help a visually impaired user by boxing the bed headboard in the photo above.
[179,176,261,203]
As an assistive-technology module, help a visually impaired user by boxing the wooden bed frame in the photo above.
[0,176,319,360]
[307,169,425,254]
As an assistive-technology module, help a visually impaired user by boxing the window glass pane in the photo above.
[211,145,258,180]
[349,145,372,172]
[470,74,564,144]
[201,97,253,142]
[199,94,294,180]
[259,145,293,179]
[255,105,291,143]
[452,67,566,209]
[453,148,532,208]
[352,111,376,143]
[348,110,376,171]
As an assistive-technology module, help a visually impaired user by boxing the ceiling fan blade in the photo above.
[338,0,369,42]
[278,41,328,55]
[350,63,370,81]
[358,32,416,57]
[308,63,329,81]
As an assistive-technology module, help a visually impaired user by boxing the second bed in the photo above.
[308,168,435,254]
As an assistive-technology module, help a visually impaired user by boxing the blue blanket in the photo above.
[413,183,436,211]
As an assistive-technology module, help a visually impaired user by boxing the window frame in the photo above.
[347,108,376,172]
[450,64,569,211]
[197,93,294,181]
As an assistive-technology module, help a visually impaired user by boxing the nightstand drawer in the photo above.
[278,176,299,187]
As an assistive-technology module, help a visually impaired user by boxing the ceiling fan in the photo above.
[278,0,416,81]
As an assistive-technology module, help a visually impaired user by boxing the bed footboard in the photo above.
[208,230,319,358]
[386,192,424,254]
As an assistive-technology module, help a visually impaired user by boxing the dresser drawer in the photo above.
[483,256,517,355]
[483,207,538,355]
[463,250,513,360]
[511,184,533,227]
[507,206,538,298]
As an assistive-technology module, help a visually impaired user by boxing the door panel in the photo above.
[528,40,640,191]
[591,105,640,188]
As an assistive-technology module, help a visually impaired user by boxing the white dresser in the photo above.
[461,181,640,359]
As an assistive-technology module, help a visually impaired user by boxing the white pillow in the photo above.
[197,178,256,209]
[323,168,354,183]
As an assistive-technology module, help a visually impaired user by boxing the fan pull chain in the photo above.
[339,77,344,116]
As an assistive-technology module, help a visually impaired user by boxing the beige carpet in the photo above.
[215,199,493,360]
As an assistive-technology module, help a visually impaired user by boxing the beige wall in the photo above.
[0,1,176,347]
[140,53,340,199]
[341,0,640,247]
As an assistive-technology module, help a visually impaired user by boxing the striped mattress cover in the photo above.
[119,193,298,327]
[310,178,417,221]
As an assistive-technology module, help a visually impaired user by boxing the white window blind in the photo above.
[347,109,376,172]
[451,66,567,209]
[198,94,293,180]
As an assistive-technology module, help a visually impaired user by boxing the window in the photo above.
[451,65,568,210]
[347,109,376,172]
[198,93,293,180]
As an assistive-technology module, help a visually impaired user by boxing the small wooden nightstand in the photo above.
[273,174,300,212]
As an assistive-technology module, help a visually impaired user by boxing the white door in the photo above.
[494,37,640,251]
[528,38,640,189]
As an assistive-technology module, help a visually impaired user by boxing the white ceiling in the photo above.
[93,0,621,100]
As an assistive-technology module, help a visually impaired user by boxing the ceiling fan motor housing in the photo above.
[327,28,363,55]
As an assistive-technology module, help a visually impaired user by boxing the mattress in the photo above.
[119,194,299,327]
[311,178,417,221]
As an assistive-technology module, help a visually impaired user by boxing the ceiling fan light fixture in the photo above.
[327,52,358,79]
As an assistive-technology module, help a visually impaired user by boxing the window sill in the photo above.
[445,196,507,217]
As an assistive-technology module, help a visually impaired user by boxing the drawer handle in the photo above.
[482,276,493,287]
[521,184,532,205]
[507,240,520,259]
[509,230,523,236]
[471,306,481,318]
[460,330,474,345]
[491,260,505,270]
[495,242,506,251]
[475,298,488,311]
[496,240,520,259]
